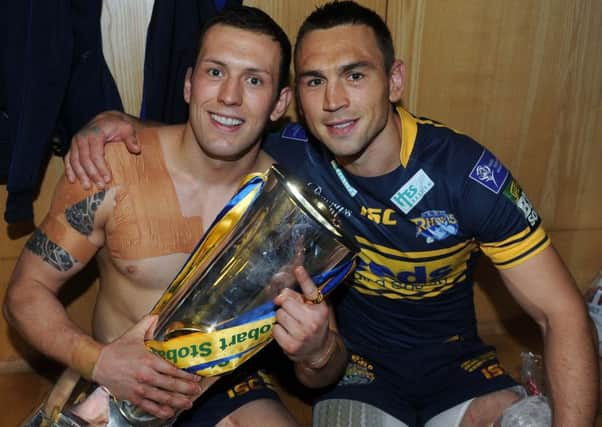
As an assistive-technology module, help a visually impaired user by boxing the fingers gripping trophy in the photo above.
[25,165,359,426]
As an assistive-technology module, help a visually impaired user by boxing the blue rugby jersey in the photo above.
[263,107,549,350]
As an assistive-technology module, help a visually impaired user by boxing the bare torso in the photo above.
[91,126,274,343]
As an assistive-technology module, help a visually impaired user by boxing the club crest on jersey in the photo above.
[469,149,508,194]
[410,210,459,243]
[390,169,434,214]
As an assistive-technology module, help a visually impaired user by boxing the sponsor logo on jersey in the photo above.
[349,238,477,300]
[354,256,457,299]
[410,210,459,243]
[390,169,434,214]
[469,149,509,194]
[517,192,539,227]
[360,207,397,225]
[503,179,539,227]
[502,178,521,203]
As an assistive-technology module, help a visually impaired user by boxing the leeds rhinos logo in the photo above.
[410,210,459,243]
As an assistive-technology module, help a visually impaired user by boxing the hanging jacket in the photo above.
[2,0,240,224]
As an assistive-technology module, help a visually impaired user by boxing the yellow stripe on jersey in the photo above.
[479,227,531,249]
[480,225,551,270]
[398,107,417,168]
[355,235,477,260]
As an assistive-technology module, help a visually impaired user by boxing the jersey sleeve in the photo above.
[457,147,551,270]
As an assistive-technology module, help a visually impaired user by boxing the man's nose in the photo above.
[218,77,243,106]
[323,80,348,112]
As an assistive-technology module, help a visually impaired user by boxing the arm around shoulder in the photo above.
[65,110,162,188]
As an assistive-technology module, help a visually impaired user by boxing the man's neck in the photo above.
[167,123,269,187]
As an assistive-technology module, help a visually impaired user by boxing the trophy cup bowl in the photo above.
[153,164,357,339]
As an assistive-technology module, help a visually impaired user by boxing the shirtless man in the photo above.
[4,6,342,426]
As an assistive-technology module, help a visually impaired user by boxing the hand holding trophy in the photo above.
[26,165,358,426]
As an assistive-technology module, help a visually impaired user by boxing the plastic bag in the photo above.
[499,354,551,426]
[500,394,552,427]
[520,351,546,396]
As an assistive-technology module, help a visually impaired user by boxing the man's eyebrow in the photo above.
[340,61,372,74]
[297,69,326,80]
[201,58,271,75]
[297,61,373,80]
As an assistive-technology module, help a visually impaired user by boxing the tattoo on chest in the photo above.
[65,190,106,235]
[26,229,77,272]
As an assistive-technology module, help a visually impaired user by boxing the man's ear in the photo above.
[388,59,405,104]
[295,88,305,120]
[183,67,193,104]
[270,86,293,121]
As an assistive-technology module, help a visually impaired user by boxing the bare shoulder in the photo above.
[104,125,183,183]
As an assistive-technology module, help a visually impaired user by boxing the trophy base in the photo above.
[24,410,88,427]
[24,393,175,427]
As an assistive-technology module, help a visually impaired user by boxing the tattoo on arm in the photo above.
[65,190,106,235]
[25,229,77,272]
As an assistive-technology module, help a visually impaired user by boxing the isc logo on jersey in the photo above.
[360,207,397,225]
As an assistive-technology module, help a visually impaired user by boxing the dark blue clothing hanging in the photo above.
[1,0,240,223]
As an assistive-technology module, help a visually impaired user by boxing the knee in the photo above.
[216,413,245,427]
[498,394,551,427]
[461,387,523,426]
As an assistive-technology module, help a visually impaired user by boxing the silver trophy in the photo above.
[24,165,358,426]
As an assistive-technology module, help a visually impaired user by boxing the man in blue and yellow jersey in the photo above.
[63,1,598,426]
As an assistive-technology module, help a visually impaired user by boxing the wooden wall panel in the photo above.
[388,0,602,231]
[247,0,387,39]
[0,158,62,257]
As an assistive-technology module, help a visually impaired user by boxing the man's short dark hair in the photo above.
[295,1,394,73]
[197,6,291,91]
